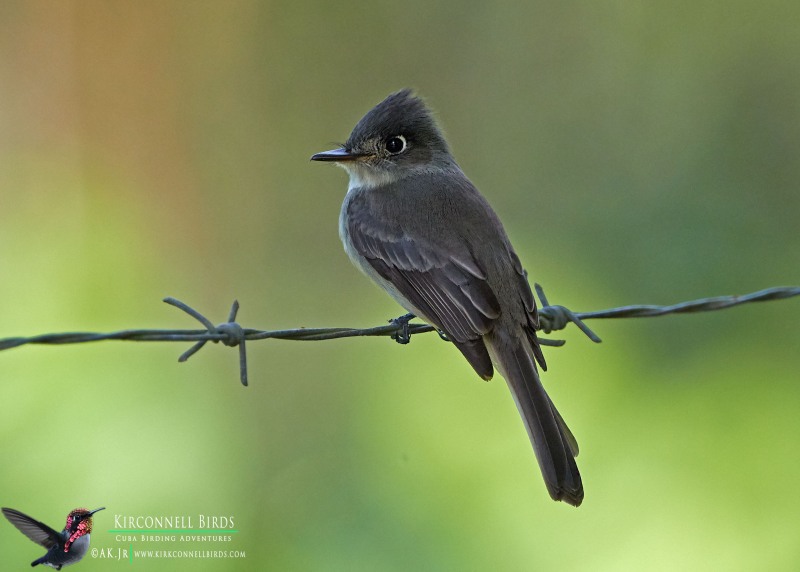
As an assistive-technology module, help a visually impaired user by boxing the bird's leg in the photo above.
[389,313,416,344]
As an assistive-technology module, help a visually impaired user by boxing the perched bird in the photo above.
[311,89,583,506]
[2,506,105,569]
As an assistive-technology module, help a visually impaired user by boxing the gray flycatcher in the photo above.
[311,89,583,506]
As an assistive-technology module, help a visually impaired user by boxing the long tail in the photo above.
[496,341,583,506]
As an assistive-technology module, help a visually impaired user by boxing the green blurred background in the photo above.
[1,1,799,570]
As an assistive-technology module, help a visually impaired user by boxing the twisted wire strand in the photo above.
[0,286,797,386]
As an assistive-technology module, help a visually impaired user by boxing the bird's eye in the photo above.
[385,135,407,154]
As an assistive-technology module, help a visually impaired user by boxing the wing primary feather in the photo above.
[2,508,61,548]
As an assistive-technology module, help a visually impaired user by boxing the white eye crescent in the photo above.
[385,135,407,154]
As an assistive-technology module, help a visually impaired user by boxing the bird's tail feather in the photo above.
[498,341,583,506]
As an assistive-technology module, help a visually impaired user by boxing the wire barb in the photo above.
[164,297,248,386]
[0,286,796,387]
[535,284,602,343]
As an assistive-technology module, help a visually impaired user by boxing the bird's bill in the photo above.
[88,507,106,516]
[310,148,360,162]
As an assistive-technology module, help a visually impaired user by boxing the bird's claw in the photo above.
[389,313,416,344]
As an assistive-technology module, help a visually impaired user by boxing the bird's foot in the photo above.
[389,313,416,344]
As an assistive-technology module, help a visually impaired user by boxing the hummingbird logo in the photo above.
[2,506,105,570]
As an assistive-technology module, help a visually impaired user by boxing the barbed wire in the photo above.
[0,285,797,387]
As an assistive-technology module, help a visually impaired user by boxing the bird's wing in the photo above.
[347,198,501,379]
[2,508,62,548]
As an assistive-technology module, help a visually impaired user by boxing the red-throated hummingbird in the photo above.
[2,506,105,569]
